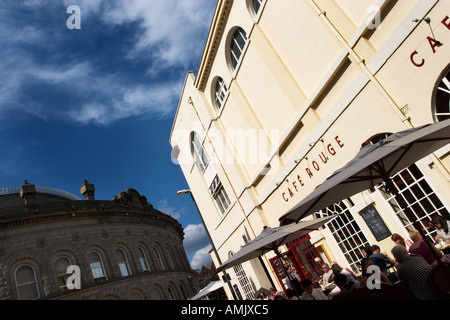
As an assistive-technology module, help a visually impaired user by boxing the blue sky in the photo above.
[0,0,217,270]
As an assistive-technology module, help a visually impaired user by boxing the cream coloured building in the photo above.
[170,0,450,300]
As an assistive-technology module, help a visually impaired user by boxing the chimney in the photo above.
[80,180,95,200]
[20,180,36,205]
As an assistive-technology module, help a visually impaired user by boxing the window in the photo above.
[316,201,369,273]
[230,252,256,300]
[214,77,228,111]
[168,286,177,300]
[54,256,72,291]
[15,265,40,300]
[379,164,450,241]
[210,175,232,214]
[88,251,107,281]
[250,0,264,16]
[230,27,248,71]
[116,249,131,277]
[137,247,150,272]
[153,246,166,271]
[190,132,210,172]
[434,67,450,122]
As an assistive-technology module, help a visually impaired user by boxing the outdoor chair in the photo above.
[428,261,450,299]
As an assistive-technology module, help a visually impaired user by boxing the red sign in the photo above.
[281,136,345,203]
[410,16,450,67]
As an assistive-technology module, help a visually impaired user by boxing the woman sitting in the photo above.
[408,230,442,267]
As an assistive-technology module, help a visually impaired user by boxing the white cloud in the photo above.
[103,0,214,68]
[183,223,210,255]
[156,198,184,220]
[190,244,213,270]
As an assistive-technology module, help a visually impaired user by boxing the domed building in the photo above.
[0,181,197,300]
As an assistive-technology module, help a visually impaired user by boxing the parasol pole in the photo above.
[273,246,300,299]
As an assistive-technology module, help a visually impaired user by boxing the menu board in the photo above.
[360,204,391,241]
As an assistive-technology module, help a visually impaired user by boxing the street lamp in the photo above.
[177,189,237,300]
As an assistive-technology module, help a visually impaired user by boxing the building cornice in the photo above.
[0,201,184,239]
[194,0,233,92]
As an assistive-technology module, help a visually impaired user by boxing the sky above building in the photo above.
[0,0,217,270]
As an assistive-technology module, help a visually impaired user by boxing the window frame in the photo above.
[433,65,450,122]
[115,248,132,277]
[14,264,40,300]
[210,175,232,214]
[229,27,249,72]
[88,251,107,282]
[190,132,210,173]
[54,256,73,291]
[137,246,151,272]
[213,77,229,111]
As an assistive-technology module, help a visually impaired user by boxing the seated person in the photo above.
[359,257,393,287]
[369,244,398,283]
[300,279,329,300]
[408,230,443,267]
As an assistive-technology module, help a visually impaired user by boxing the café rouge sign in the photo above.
[281,136,345,203]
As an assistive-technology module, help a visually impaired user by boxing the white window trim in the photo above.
[229,28,250,76]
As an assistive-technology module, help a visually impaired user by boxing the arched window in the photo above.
[190,131,210,172]
[152,286,165,300]
[88,251,107,281]
[230,27,248,71]
[214,77,228,111]
[165,247,176,270]
[153,246,166,271]
[137,247,150,272]
[250,0,264,16]
[433,66,450,122]
[15,265,39,300]
[54,256,72,291]
[180,282,189,300]
[116,249,131,277]
[167,285,177,300]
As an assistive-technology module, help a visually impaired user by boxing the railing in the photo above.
[0,186,80,200]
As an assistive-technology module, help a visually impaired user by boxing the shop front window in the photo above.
[316,201,369,273]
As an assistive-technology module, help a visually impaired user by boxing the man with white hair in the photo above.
[391,244,438,300]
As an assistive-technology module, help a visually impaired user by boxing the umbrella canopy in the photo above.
[215,215,337,273]
[189,280,225,300]
[279,118,450,224]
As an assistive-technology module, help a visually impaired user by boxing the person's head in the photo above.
[370,244,381,254]
[409,230,422,242]
[270,287,277,294]
[433,216,448,232]
[333,273,348,290]
[360,258,372,277]
[274,294,285,300]
[330,263,341,275]
[391,233,406,246]
[302,279,314,294]
[391,244,410,263]
[322,263,330,273]
[362,245,373,257]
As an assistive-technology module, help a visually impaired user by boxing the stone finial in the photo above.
[20,180,36,205]
[80,180,95,200]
